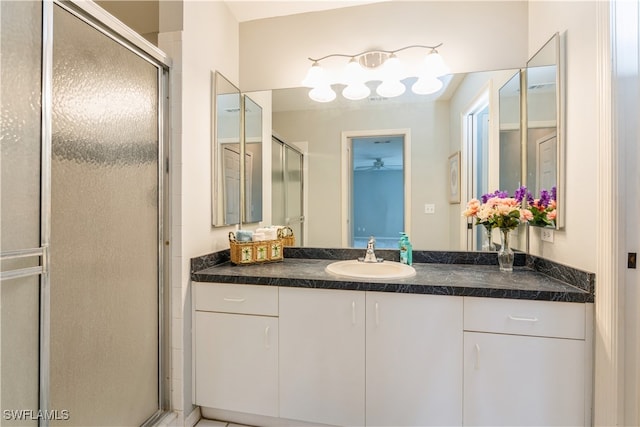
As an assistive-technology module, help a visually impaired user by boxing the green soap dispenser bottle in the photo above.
[405,235,413,266]
[399,232,411,265]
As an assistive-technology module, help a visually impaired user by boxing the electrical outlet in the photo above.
[424,204,435,214]
[541,228,554,243]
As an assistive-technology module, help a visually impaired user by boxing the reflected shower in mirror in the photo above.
[243,95,263,224]
[526,32,563,229]
[212,71,241,227]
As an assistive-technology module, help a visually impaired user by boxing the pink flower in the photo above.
[463,198,481,217]
[520,209,533,221]
[548,209,557,220]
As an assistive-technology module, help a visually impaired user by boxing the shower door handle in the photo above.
[0,247,46,281]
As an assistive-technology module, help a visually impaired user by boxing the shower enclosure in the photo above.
[1,1,170,425]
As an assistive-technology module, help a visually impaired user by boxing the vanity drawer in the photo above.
[463,297,585,340]
[194,283,278,316]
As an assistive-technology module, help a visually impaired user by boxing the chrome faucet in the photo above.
[362,235,381,263]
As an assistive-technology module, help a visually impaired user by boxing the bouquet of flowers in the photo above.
[522,186,557,228]
[463,189,532,231]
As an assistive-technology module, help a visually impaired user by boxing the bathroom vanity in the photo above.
[191,249,594,427]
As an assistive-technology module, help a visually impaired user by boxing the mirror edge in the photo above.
[556,32,566,230]
[211,70,217,227]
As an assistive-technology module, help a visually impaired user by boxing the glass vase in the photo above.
[482,226,495,251]
[498,228,514,272]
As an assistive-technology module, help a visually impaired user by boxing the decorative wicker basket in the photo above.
[229,232,284,265]
[278,226,295,247]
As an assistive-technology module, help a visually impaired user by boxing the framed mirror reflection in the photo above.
[526,32,564,229]
[212,71,241,227]
[243,95,263,224]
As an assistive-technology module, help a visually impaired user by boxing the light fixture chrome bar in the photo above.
[308,43,443,62]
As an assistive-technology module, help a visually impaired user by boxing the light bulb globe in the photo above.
[423,51,449,78]
[342,83,371,100]
[411,76,444,95]
[376,80,406,98]
[343,58,366,85]
[302,62,328,88]
[308,86,336,102]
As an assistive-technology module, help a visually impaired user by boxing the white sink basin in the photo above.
[325,260,416,280]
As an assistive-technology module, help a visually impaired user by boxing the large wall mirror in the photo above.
[243,94,263,224]
[526,32,564,229]
[272,70,520,251]
[212,71,241,227]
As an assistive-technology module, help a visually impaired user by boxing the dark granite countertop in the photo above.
[191,254,594,303]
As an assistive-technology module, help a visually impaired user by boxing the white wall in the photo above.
[240,1,529,91]
[159,0,240,422]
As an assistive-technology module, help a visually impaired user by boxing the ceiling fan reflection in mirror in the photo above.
[355,157,402,171]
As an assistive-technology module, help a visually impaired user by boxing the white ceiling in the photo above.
[224,0,386,23]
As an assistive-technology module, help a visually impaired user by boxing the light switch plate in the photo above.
[541,228,554,243]
[424,204,435,214]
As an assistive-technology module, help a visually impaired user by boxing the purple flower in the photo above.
[551,186,557,201]
[515,186,528,203]
[539,189,551,208]
[481,189,510,203]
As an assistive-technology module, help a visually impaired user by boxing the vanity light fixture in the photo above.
[301,44,449,102]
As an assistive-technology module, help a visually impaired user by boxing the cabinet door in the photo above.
[463,331,585,426]
[279,287,365,426]
[366,292,463,426]
[194,311,278,417]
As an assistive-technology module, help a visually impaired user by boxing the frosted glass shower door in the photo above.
[272,137,304,245]
[285,146,304,243]
[49,5,162,426]
[1,2,43,425]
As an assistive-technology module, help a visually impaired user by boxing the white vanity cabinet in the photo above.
[279,287,366,427]
[278,288,463,427]
[366,292,463,426]
[463,297,591,427]
[193,283,279,417]
[193,282,592,427]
